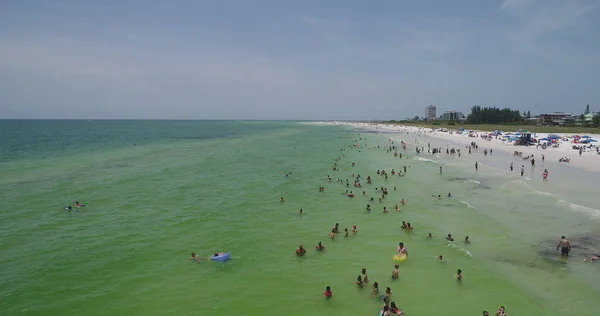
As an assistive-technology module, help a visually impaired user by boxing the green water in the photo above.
[1,121,598,315]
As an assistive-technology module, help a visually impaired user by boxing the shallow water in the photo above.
[1,121,598,316]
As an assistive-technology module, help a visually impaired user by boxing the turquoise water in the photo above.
[1,121,599,315]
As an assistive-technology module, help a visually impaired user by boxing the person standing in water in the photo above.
[475,162,478,171]
[392,264,399,279]
[324,286,332,299]
[557,236,571,256]
[509,162,513,172]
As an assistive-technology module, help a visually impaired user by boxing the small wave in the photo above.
[447,242,474,258]
[557,200,600,218]
[460,201,475,209]
[506,180,554,197]
[414,157,437,163]
[464,179,480,185]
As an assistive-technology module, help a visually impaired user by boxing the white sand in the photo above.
[304,121,600,173]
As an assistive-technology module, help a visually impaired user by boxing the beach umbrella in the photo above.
[581,135,592,139]
[589,139,598,142]
[539,137,549,141]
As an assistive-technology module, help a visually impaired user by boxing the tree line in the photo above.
[466,106,522,124]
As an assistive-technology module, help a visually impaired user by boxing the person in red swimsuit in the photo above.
[324,286,332,299]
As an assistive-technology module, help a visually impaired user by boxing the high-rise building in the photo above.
[442,110,463,121]
[424,105,436,120]
[584,104,590,115]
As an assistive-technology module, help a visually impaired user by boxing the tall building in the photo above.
[584,104,590,115]
[424,105,436,120]
[442,110,463,121]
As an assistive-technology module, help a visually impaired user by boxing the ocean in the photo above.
[0,120,598,316]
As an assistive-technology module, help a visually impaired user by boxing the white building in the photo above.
[424,105,436,120]
[442,110,464,121]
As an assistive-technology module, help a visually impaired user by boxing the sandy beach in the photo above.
[306,122,600,173]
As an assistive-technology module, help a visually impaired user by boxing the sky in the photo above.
[0,0,599,120]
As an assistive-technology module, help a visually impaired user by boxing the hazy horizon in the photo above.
[1,0,599,120]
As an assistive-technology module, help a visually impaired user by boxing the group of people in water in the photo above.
[291,135,490,315]
[63,201,85,211]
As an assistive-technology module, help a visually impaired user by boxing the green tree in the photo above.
[593,114,600,127]
[466,106,523,124]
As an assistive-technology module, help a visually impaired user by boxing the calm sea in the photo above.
[0,120,598,316]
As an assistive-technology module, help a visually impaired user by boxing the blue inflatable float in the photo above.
[211,253,230,262]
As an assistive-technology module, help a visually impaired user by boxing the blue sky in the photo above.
[0,0,599,120]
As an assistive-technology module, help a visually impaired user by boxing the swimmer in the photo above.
[361,268,369,283]
[495,306,506,316]
[394,204,400,211]
[406,222,413,231]
[382,305,391,316]
[64,206,72,211]
[483,311,489,316]
[584,254,600,262]
[447,192,452,197]
[400,198,405,205]
[397,242,408,256]
[401,221,408,229]
[344,228,349,237]
[74,201,84,207]
[437,255,444,262]
[355,275,364,287]
[446,234,452,241]
[316,241,325,251]
[456,269,462,282]
[372,281,379,295]
[427,233,433,238]
[384,287,391,299]
[464,236,470,243]
[329,229,335,239]
[556,236,571,256]
[392,264,399,279]
[383,207,388,213]
[295,244,306,256]
[324,286,332,299]
[280,197,284,202]
[352,225,357,234]
[190,252,201,262]
[212,252,225,257]
[390,302,403,316]
[299,208,303,215]
[366,204,371,211]
[333,223,339,233]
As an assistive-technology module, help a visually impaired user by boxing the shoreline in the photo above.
[305,121,600,174]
